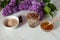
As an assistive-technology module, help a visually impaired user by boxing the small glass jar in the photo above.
[27,13,40,28]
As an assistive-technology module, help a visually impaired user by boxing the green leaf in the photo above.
[47,12,53,18]
[43,0,50,3]
[48,3,57,12]
[49,12,54,18]
[1,0,10,8]
[44,5,54,18]
[0,6,2,11]
[1,2,7,8]
[44,6,51,13]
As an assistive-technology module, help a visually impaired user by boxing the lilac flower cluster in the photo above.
[2,0,19,16]
[2,0,45,20]
[19,0,32,10]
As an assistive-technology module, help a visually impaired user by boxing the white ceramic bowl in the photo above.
[3,16,19,29]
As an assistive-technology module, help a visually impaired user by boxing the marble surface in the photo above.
[0,0,60,40]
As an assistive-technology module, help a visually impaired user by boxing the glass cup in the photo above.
[27,13,40,28]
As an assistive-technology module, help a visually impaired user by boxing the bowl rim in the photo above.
[3,16,19,29]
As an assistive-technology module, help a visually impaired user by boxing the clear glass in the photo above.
[28,19,39,28]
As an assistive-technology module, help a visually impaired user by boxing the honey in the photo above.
[41,22,54,30]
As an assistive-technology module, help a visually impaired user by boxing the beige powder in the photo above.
[6,19,18,27]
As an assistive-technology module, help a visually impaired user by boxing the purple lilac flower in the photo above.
[10,0,16,3]
[40,2,45,7]
[2,5,13,16]
[2,0,19,16]
[6,5,13,14]
[13,6,19,13]
[19,0,32,10]
[24,0,36,1]
[29,2,41,12]
[2,8,9,16]
[8,2,16,7]
[2,0,45,19]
